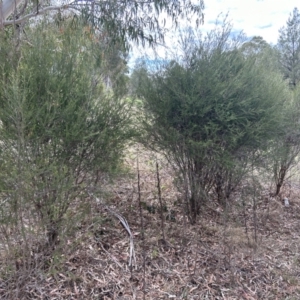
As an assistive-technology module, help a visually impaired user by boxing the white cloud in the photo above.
[203,0,300,44]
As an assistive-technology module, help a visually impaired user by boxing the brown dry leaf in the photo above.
[1,145,300,299]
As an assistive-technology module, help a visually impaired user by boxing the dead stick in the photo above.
[137,148,146,300]
[156,159,165,241]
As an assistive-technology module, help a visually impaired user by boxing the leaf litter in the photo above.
[1,145,300,299]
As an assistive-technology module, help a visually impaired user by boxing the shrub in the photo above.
[0,21,132,251]
[134,23,288,223]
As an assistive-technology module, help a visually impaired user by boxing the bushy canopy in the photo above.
[134,24,288,221]
[0,21,133,244]
[138,48,286,160]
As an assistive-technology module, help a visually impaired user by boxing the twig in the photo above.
[2,6,64,27]
[156,158,165,241]
[98,241,123,269]
[137,147,146,300]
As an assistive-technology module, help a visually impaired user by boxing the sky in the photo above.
[204,0,300,44]
[130,0,300,67]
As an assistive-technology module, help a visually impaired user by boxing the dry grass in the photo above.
[1,145,300,299]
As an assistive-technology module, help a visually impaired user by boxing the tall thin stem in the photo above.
[137,147,146,300]
[156,159,165,241]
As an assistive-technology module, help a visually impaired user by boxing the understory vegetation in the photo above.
[133,24,289,223]
[1,2,300,299]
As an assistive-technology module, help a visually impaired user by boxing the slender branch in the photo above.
[2,5,67,27]
[0,0,23,23]
[137,146,146,300]
[88,189,137,269]
[156,158,165,241]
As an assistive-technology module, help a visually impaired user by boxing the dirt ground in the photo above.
[1,146,300,299]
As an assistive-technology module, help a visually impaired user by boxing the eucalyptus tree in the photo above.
[240,36,270,56]
[134,22,288,223]
[0,0,204,47]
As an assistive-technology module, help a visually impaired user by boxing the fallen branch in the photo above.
[87,190,137,269]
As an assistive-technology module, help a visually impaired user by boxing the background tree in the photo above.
[270,7,300,196]
[240,36,281,77]
[240,36,270,56]
[270,86,300,196]
[133,22,288,223]
[277,7,300,89]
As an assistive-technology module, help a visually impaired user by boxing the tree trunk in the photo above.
[189,195,198,225]
[0,0,23,26]
[275,164,287,196]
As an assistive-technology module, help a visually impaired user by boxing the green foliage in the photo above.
[134,22,287,222]
[240,36,280,72]
[4,0,204,50]
[277,7,300,89]
[240,36,270,56]
[270,85,300,196]
[80,0,204,47]
[0,21,133,246]
[270,8,300,195]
